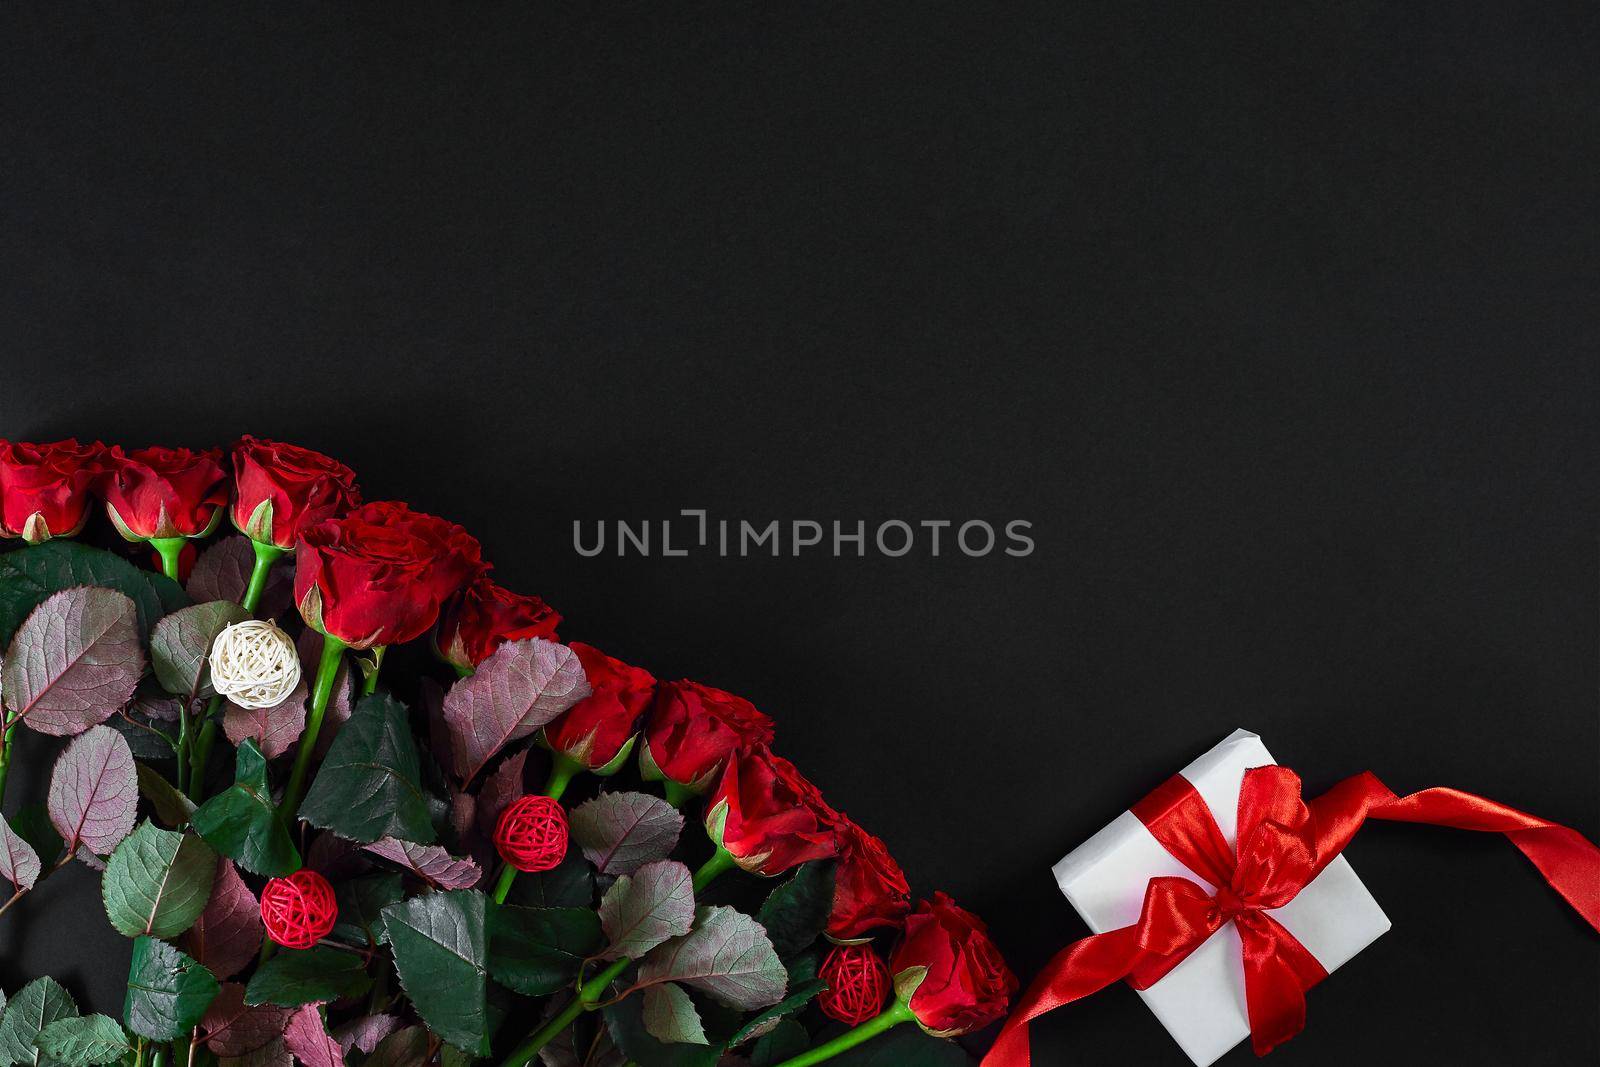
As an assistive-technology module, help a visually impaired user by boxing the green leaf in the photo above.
[640,984,707,1046]
[756,861,835,959]
[3,587,143,737]
[102,821,217,937]
[597,860,695,961]
[504,846,594,909]
[486,904,603,996]
[0,541,186,649]
[298,694,434,845]
[825,1024,975,1066]
[191,741,299,876]
[636,906,787,1011]
[35,1015,131,1066]
[332,873,403,947]
[727,978,826,1049]
[150,602,250,698]
[749,1020,810,1067]
[361,1027,428,1067]
[600,994,721,1067]
[124,936,220,1041]
[244,947,372,1007]
[135,762,196,827]
[381,891,490,1056]
[8,805,62,870]
[0,977,77,1067]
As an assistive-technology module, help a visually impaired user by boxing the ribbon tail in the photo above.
[1239,915,1328,1056]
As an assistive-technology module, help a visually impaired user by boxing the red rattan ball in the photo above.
[260,869,338,950]
[819,943,891,1025]
[494,795,569,873]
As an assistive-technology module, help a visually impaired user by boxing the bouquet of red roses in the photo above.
[0,437,1017,1067]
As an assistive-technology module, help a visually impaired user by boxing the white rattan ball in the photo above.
[209,620,301,709]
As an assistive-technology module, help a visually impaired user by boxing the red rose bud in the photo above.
[295,500,483,649]
[889,893,1018,1037]
[435,575,562,671]
[231,435,361,549]
[542,642,656,773]
[260,869,338,950]
[102,445,229,540]
[705,746,841,877]
[640,680,774,793]
[0,439,105,542]
[494,795,569,873]
[827,819,912,942]
[819,943,892,1026]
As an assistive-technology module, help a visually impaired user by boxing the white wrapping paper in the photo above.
[1053,729,1391,1067]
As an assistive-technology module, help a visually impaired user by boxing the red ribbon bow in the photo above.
[982,765,1600,1067]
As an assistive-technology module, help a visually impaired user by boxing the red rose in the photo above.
[889,893,1017,1037]
[0,439,106,542]
[640,680,774,793]
[543,642,656,772]
[827,819,912,942]
[435,574,563,671]
[295,500,483,649]
[102,445,229,540]
[705,745,841,877]
[230,436,360,549]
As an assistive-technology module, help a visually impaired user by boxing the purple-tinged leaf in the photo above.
[596,859,695,961]
[304,833,369,882]
[0,816,41,892]
[476,750,527,838]
[48,724,138,856]
[134,693,182,722]
[570,791,684,877]
[150,601,251,699]
[182,859,264,980]
[332,1015,403,1056]
[4,587,143,736]
[297,631,352,758]
[219,1037,292,1067]
[641,982,709,1045]
[203,983,292,1056]
[188,538,293,618]
[222,676,308,760]
[636,905,787,1011]
[362,1027,428,1067]
[442,639,589,786]
[284,1005,344,1067]
[363,837,482,890]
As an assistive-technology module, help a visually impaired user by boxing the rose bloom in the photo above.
[102,445,229,540]
[889,893,1018,1037]
[231,436,360,549]
[295,500,483,649]
[0,439,106,542]
[640,679,774,793]
[706,745,841,877]
[543,642,655,772]
[827,818,912,942]
[435,574,563,671]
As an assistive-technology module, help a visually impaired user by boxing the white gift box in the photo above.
[1053,729,1391,1067]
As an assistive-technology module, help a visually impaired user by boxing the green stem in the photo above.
[151,537,186,581]
[188,541,287,798]
[767,999,916,1067]
[691,846,738,894]
[543,753,582,802]
[491,862,517,905]
[498,958,632,1067]
[0,721,15,811]
[150,1044,167,1067]
[662,780,695,809]
[361,646,386,696]
[279,634,348,823]
[175,701,191,795]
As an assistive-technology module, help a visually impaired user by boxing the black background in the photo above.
[1,4,1597,1064]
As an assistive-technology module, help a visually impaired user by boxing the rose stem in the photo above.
[187,540,286,799]
[151,537,191,790]
[279,633,348,822]
[497,957,632,1067]
[0,719,15,808]
[361,646,386,696]
[766,999,916,1067]
[543,752,583,803]
[662,780,695,809]
[691,846,738,893]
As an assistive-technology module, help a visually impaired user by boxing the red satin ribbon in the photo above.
[981,765,1600,1067]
